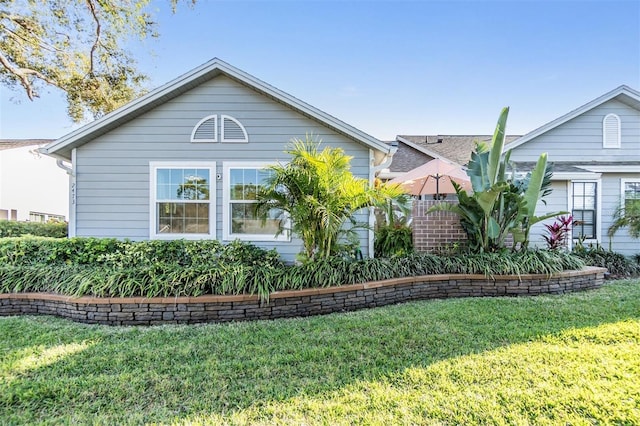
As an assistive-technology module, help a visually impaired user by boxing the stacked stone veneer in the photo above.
[0,267,605,326]
[412,199,467,251]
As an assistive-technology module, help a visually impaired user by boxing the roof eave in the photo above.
[509,85,640,150]
[44,58,391,158]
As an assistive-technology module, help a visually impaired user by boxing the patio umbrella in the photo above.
[389,158,471,197]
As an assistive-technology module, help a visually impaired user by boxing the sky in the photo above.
[1,0,639,141]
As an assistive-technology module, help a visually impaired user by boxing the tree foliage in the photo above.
[255,136,409,261]
[0,0,191,122]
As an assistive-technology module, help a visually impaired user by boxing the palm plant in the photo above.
[608,200,640,242]
[256,136,408,261]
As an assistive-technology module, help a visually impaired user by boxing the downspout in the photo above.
[368,147,397,258]
[41,148,76,237]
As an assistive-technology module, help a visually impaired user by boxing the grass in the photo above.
[1,280,639,425]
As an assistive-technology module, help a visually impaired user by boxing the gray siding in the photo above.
[510,99,640,256]
[526,181,569,249]
[75,76,374,261]
[510,99,640,162]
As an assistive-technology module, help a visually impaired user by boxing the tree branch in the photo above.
[84,0,102,75]
[0,51,61,99]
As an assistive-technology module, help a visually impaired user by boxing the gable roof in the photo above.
[396,135,521,166]
[42,58,392,160]
[0,139,54,151]
[509,85,640,150]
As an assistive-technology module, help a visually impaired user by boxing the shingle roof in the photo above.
[387,141,435,173]
[0,139,54,151]
[395,135,521,169]
[513,161,640,173]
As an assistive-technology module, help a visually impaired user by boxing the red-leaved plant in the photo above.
[543,215,573,250]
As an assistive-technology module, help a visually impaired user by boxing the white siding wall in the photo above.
[510,99,640,256]
[75,76,373,261]
[0,146,69,221]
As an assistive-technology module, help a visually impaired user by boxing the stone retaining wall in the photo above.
[0,267,606,326]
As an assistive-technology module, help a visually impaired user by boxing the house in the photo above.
[0,139,68,222]
[507,85,640,256]
[379,135,520,180]
[41,58,395,261]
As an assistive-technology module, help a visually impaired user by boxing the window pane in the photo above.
[157,202,209,234]
[230,202,280,235]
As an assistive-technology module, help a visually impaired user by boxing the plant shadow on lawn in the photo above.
[1,280,639,424]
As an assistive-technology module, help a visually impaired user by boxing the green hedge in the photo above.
[0,237,587,302]
[573,246,640,278]
[0,221,67,238]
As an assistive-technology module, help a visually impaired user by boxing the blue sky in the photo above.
[1,0,639,141]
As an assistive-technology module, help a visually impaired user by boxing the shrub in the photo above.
[0,237,282,268]
[0,241,587,303]
[0,221,67,238]
[572,245,640,278]
[374,224,413,257]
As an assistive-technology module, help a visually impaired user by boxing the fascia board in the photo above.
[44,58,391,157]
[551,172,602,180]
[576,165,640,173]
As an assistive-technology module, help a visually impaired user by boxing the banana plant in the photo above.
[429,107,564,252]
[510,153,567,249]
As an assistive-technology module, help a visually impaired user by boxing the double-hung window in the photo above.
[150,162,215,239]
[622,180,640,210]
[223,162,289,241]
[572,181,597,240]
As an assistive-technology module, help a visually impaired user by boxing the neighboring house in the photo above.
[379,135,520,180]
[508,85,640,256]
[0,139,68,222]
[41,58,395,261]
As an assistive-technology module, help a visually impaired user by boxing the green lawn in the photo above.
[1,280,639,425]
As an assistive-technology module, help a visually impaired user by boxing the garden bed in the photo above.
[0,266,606,326]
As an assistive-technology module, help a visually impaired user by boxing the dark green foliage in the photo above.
[0,221,67,238]
[374,225,413,257]
[0,236,586,302]
[573,245,640,278]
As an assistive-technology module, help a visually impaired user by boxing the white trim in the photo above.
[621,178,640,206]
[602,113,621,148]
[190,115,218,143]
[149,161,216,240]
[368,149,375,258]
[69,148,77,237]
[568,179,602,244]
[222,161,290,242]
[551,172,602,181]
[509,85,640,151]
[220,115,249,143]
[576,165,639,173]
[43,58,392,160]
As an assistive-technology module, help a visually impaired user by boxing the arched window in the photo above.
[603,113,621,148]
[221,115,249,143]
[190,115,218,143]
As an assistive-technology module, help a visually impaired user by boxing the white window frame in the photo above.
[190,115,218,143]
[602,113,621,148]
[222,161,290,242]
[568,179,601,244]
[149,161,216,240]
[621,178,640,207]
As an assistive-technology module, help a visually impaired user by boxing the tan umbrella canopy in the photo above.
[389,158,471,197]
